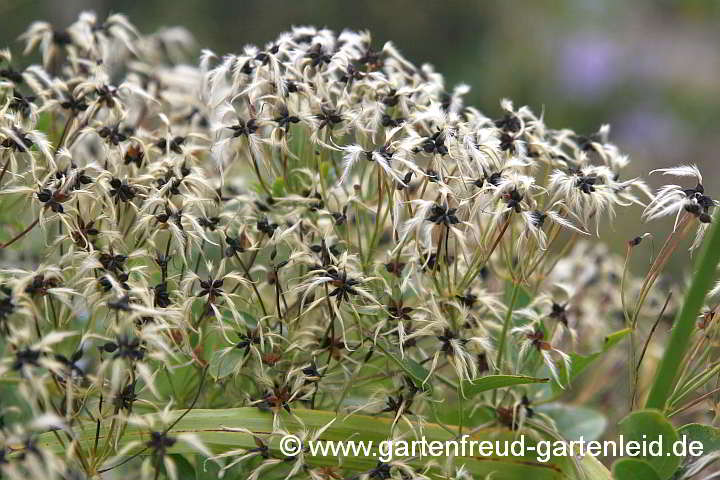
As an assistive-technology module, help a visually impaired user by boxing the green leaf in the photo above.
[570,328,630,377]
[35,112,52,138]
[168,454,195,478]
[462,375,548,397]
[617,409,681,479]
[35,407,610,479]
[373,341,432,392]
[239,311,257,325]
[154,363,197,402]
[505,280,532,309]
[271,177,286,198]
[677,423,720,455]
[195,453,224,479]
[553,328,631,391]
[225,310,258,328]
[320,161,331,180]
[208,348,245,379]
[536,404,607,441]
[612,458,661,480]
[436,405,496,427]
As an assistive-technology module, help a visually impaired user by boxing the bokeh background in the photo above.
[2,0,719,269]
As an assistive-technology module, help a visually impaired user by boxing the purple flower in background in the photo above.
[557,33,622,99]
[614,108,689,161]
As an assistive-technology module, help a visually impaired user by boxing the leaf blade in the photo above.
[617,409,681,479]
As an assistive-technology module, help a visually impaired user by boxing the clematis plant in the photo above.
[1,11,720,480]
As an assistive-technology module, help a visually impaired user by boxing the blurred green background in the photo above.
[2,0,719,266]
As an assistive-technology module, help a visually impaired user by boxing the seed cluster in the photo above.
[0,12,715,480]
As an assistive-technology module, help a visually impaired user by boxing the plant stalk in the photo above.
[645,218,720,410]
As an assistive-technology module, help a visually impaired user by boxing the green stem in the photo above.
[645,218,720,410]
[234,252,268,318]
[247,147,273,197]
[494,282,521,388]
